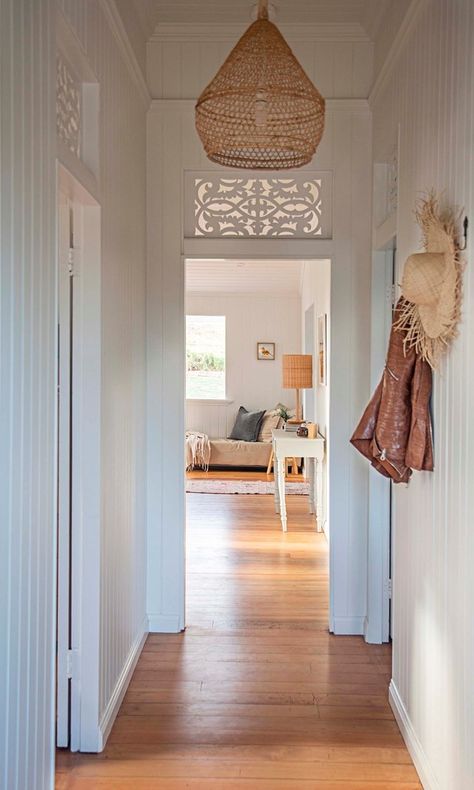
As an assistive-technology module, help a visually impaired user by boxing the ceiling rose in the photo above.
[195,0,325,170]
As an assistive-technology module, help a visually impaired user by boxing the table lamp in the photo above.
[282,354,313,424]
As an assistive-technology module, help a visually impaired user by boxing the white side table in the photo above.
[272,428,325,532]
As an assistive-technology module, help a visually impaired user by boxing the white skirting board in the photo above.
[389,680,440,790]
[98,619,148,750]
[330,615,365,635]
[148,613,184,633]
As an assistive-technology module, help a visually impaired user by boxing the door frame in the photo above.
[365,243,395,644]
[56,163,102,751]
[303,304,316,423]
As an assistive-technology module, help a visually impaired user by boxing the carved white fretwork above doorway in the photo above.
[185,171,333,239]
[56,53,82,159]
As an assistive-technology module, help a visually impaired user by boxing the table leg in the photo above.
[315,457,323,533]
[276,456,287,532]
[308,457,315,515]
[274,452,280,514]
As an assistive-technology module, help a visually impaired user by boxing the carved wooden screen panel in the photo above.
[185,172,332,239]
[56,54,81,158]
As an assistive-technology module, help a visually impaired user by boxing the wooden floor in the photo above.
[57,494,420,789]
[186,469,304,482]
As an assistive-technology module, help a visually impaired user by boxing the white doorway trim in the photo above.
[365,245,395,644]
[304,304,316,423]
[56,163,102,751]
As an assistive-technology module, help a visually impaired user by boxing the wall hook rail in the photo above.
[459,216,468,251]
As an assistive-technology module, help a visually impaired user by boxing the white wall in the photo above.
[300,261,331,439]
[300,260,331,534]
[56,0,149,749]
[0,1,56,788]
[147,22,374,101]
[186,292,301,437]
[147,25,373,636]
[371,1,474,786]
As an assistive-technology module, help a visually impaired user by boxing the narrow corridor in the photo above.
[57,494,420,788]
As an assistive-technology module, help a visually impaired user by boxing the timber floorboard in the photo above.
[56,494,420,789]
[186,469,304,482]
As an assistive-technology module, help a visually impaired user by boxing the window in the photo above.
[186,315,226,400]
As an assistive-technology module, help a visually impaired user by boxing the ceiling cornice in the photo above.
[99,0,151,109]
[149,21,371,44]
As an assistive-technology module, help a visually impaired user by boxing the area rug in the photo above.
[186,479,310,495]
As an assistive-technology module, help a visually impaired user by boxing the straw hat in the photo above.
[394,194,463,368]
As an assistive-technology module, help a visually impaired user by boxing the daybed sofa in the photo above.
[208,437,272,468]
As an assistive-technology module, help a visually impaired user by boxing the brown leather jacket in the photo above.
[350,301,434,483]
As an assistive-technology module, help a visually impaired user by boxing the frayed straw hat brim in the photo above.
[394,194,462,368]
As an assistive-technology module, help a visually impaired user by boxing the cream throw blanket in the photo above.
[185,431,211,471]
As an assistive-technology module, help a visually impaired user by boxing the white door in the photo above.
[56,197,76,747]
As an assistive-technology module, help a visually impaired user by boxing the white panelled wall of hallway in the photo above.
[1,2,56,788]
[1,0,148,786]
[1,1,474,789]
[371,0,474,786]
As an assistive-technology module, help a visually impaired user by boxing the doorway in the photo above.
[184,257,331,625]
[55,165,101,751]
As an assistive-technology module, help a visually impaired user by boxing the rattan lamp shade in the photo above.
[282,355,313,389]
[195,2,325,169]
[282,354,312,423]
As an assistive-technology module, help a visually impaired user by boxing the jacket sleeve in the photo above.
[405,356,434,471]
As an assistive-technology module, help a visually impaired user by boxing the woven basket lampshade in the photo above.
[195,0,325,169]
[282,354,313,422]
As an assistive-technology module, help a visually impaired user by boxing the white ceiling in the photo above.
[132,0,390,39]
[186,259,305,295]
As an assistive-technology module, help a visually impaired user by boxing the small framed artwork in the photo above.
[257,342,275,361]
[317,315,327,385]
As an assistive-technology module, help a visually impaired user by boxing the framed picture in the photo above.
[317,315,327,385]
[257,342,275,361]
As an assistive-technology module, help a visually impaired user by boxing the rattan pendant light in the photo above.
[195,0,325,169]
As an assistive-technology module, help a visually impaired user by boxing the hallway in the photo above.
[57,494,420,788]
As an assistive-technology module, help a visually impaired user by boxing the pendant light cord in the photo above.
[258,0,269,20]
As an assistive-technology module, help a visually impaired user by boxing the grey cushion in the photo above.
[229,406,266,442]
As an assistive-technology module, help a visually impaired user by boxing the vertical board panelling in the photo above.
[147,28,373,637]
[146,110,165,629]
[147,32,373,102]
[372,1,474,786]
[0,1,56,788]
[162,42,182,98]
[56,0,148,743]
[333,43,354,98]
[291,41,315,83]
[329,109,356,629]
[181,43,201,99]
[313,42,335,98]
[352,42,373,98]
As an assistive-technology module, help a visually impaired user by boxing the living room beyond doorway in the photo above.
[184,258,330,523]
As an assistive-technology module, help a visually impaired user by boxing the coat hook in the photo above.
[459,216,468,251]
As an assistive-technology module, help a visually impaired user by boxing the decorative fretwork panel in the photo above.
[56,54,81,158]
[185,172,332,239]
